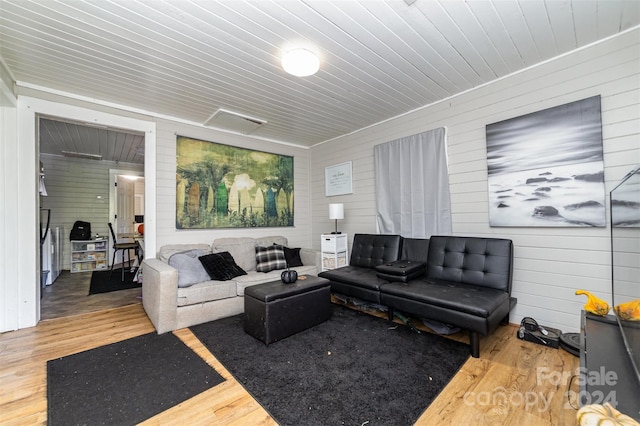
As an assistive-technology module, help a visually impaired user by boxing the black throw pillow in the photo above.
[283,246,304,267]
[199,252,247,281]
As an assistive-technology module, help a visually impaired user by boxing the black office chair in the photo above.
[108,222,140,281]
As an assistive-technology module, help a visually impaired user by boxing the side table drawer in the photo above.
[321,235,348,252]
[322,252,348,270]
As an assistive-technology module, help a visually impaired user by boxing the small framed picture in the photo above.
[325,161,353,197]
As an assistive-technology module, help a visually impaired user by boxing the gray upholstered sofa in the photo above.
[142,236,320,333]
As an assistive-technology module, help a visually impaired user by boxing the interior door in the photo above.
[116,176,136,234]
[114,176,136,264]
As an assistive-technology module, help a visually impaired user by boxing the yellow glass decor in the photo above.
[575,290,610,316]
[614,298,640,321]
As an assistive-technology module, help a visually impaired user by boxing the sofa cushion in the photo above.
[212,237,257,272]
[349,234,402,268]
[320,266,391,292]
[381,279,510,318]
[159,244,211,263]
[199,251,247,281]
[168,249,211,288]
[234,265,318,296]
[255,245,287,272]
[426,236,513,292]
[255,236,288,247]
[177,279,237,306]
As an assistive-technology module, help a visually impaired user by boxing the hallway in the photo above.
[40,270,141,320]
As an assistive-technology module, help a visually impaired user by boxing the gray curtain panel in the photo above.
[374,127,452,238]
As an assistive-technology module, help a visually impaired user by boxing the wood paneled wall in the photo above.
[309,29,640,333]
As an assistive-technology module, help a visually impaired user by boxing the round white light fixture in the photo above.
[281,48,319,77]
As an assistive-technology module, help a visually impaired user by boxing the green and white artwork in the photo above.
[176,136,294,229]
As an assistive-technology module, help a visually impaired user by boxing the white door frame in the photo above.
[14,96,156,329]
[0,78,18,333]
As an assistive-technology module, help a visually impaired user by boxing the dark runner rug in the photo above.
[47,332,225,426]
[190,305,469,426]
[89,268,140,295]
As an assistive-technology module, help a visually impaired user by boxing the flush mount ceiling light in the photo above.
[281,48,320,77]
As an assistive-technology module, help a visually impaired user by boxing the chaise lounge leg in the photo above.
[501,297,517,326]
[387,307,394,322]
[500,313,510,326]
[469,331,480,358]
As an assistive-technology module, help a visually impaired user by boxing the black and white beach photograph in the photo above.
[486,96,606,227]
[611,166,640,228]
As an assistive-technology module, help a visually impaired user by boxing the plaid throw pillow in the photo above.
[255,245,287,272]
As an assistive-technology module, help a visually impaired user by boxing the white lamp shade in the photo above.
[329,203,344,220]
[282,48,320,77]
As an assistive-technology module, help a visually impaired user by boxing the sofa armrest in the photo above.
[300,248,321,275]
[141,258,178,334]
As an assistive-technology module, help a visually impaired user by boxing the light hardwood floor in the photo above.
[0,301,580,425]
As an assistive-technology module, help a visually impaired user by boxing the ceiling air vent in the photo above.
[203,109,266,134]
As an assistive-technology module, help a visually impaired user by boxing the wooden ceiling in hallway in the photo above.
[39,118,145,165]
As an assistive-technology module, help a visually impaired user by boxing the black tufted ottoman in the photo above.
[243,275,331,345]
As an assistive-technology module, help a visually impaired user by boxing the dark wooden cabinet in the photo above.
[580,312,640,420]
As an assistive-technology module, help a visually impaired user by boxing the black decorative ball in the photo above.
[281,269,298,284]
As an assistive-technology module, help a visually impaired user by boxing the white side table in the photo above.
[321,233,349,271]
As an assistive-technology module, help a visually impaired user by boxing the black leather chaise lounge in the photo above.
[319,234,516,358]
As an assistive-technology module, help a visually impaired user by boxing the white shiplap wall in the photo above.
[309,29,640,333]
[0,63,18,333]
[153,119,313,252]
[39,154,143,270]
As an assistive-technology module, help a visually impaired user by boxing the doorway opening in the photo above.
[109,170,145,269]
[39,117,146,320]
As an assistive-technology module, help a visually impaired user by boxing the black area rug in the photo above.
[89,268,140,295]
[190,305,470,426]
[47,332,225,426]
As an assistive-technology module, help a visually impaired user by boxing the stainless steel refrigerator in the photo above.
[41,222,62,286]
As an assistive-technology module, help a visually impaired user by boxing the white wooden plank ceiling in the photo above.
[1,0,638,163]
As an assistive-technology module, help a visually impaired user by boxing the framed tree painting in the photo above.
[486,95,606,227]
[176,136,294,229]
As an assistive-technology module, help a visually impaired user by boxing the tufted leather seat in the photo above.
[424,236,513,292]
[383,236,514,358]
[319,234,401,303]
[382,280,510,318]
[320,234,516,358]
[320,266,391,304]
[349,234,402,268]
